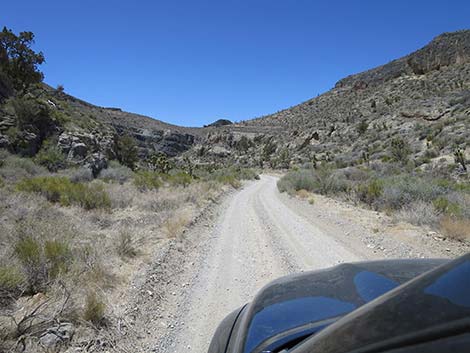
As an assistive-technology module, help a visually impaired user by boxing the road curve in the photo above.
[166,175,367,353]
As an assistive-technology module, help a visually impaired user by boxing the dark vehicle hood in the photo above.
[222,259,446,353]
[292,254,470,353]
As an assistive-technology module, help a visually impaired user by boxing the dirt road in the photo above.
[129,174,463,353]
[161,175,369,352]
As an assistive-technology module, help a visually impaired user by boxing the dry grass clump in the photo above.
[296,189,310,199]
[105,182,135,208]
[83,290,106,324]
[163,210,192,238]
[115,230,139,258]
[394,201,440,227]
[440,217,470,241]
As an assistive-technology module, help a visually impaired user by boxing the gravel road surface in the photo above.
[165,174,368,352]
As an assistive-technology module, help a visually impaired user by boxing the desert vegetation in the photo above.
[0,148,258,351]
[278,156,470,242]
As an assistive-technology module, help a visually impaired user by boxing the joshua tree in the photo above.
[454,147,467,172]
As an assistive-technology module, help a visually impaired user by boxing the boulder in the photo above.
[70,142,88,158]
[85,152,108,177]
[39,322,74,349]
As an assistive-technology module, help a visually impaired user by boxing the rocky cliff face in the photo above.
[0,84,201,173]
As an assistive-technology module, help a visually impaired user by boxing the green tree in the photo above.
[114,135,138,170]
[0,27,45,92]
[262,140,277,161]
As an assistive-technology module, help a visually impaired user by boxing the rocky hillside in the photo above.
[189,30,470,171]
[1,30,469,175]
[0,82,202,173]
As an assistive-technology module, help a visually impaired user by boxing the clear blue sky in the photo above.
[2,1,469,127]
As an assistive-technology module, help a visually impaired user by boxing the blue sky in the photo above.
[2,1,469,127]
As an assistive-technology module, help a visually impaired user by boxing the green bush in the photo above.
[433,197,462,216]
[166,172,192,187]
[14,236,72,293]
[44,240,71,278]
[379,176,446,210]
[16,176,111,209]
[34,143,67,172]
[390,137,411,163]
[0,265,24,293]
[114,135,138,170]
[278,169,317,195]
[14,236,44,293]
[14,236,41,267]
[277,166,347,196]
[134,171,162,191]
[357,179,383,206]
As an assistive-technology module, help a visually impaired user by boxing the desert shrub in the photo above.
[34,143,66,172]
[16,176,111,209]
[14,236,44,293]
[44,240,71,278]
[166,172,193,187]
[83,291,106,324]
[163,212,191,238]
[395,201,440,227]
[105,183,135,208]
[134,171,162,191]
[13,235,72,293]
[0,153,47,180]
[278,167,347,196]
[445,192,470,219]
[0,265,24,297]
[98,161,133,184]
[440,217,470,242]
[116,231,137,258]
[356,179,383,206]
[432,196,462,217]
[216,175,241,188]
[114,135,138,170]
[390,137,411,163]
[314,167,348,195]
[379,176,446,210]
[277,169,317,195]
[68,167,94,183]
[202,167,258,188]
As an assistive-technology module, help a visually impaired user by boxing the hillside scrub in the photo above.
[278,164,470,241]
[16,176,111,210]
[0,155,249,351]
